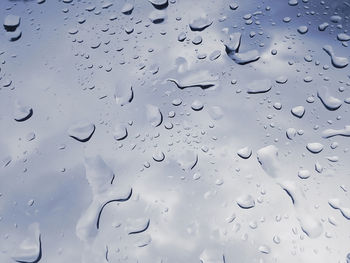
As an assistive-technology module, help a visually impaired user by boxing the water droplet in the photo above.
[298,169,310,179]
[291,106,305,118]
[209,50,221,61]
[146,104,163,127]
[199,248,225,263]
[318,22,329,31]
[323,45,349,68]
[337,33,350,42]
[189,16,213,31]
[322,125,350,138]
[236,194,255,209]
[229,2,239,10]
[286,128,297,140]
[121,3,134,15]
[113,124,128,141]
[191,100,204,111]
[297,25,308,34]
[306,143,324,154]
[237,146,252,159]
[288,0,298,6]
[12,223,42,263]
[76,156,132,242]
[3,15,20,31]
[258,245,271,254]
[68,122,95,142]
[168,71,218,90]
[114,86,133,106]
[192,35,203,45]
[177,32,186,42]
[224,32,260,64]
[328,198,350,220]
[149,10,166,24]
[247,79,271,94]
[275,76,288,84]
[317,86,342,110]
[13,101,33,122]
[148,0,168,9]
[257,145,323,238]
[177,151,198,171]
[127,218,150,235]
[152,150,165,162]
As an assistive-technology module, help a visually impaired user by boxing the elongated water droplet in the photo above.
[323,45,348,68]
[12,223,42,263]
[317,86,342,111]
[247,79,271,94]
[146,105,163,127]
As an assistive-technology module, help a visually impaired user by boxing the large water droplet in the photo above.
[257,145,323,238]
[247,79,271,94]
[189,16,213,31]
[236,194,255,209]
[323,45,349,68]
[146,104,163,127]
[13,100,33,122]
[3,15,20,31]
[306,143,324,154]
[68,122,95,142]
[291,106,305,118]
[317,86,342,110]
[177,151,198,171]
[114,86,133,106]
[127,218,150,235]
[237,146,252,159]
[76,156,132,242]
[113,124,128,141]
[12,223,42,263]
[322,126,350,138]
[121,3,134,15]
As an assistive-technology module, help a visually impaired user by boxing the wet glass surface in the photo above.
[1,0,350,262]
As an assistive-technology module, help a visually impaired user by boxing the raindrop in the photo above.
[146,105,163,127]
[191,100,204,111]
[148,0,168,9]
[318,22,329,31]
[13,101,33,122]
[306,143,324,154]
[247,79,271,94]
[236,194,255,209]
[12,223,42,263]
[149,10,166,24]
[127,218,150,235]
[121,3,134,15]
[237,146,252,159]
[322,126,350,138]
[177,151,198,171]
[317,86,342,110]
[152,151,165,162]
[68,122,95,142]
[286,128,297,140]
[189,16,213,31]
[113,124,128,141]
[337,33,350,42]
[114,86,133,106]
[323,45,348,68]
[297,26,308,34]
[3,15,20,31]
[298,169,310,179]
[291,106,305,118]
